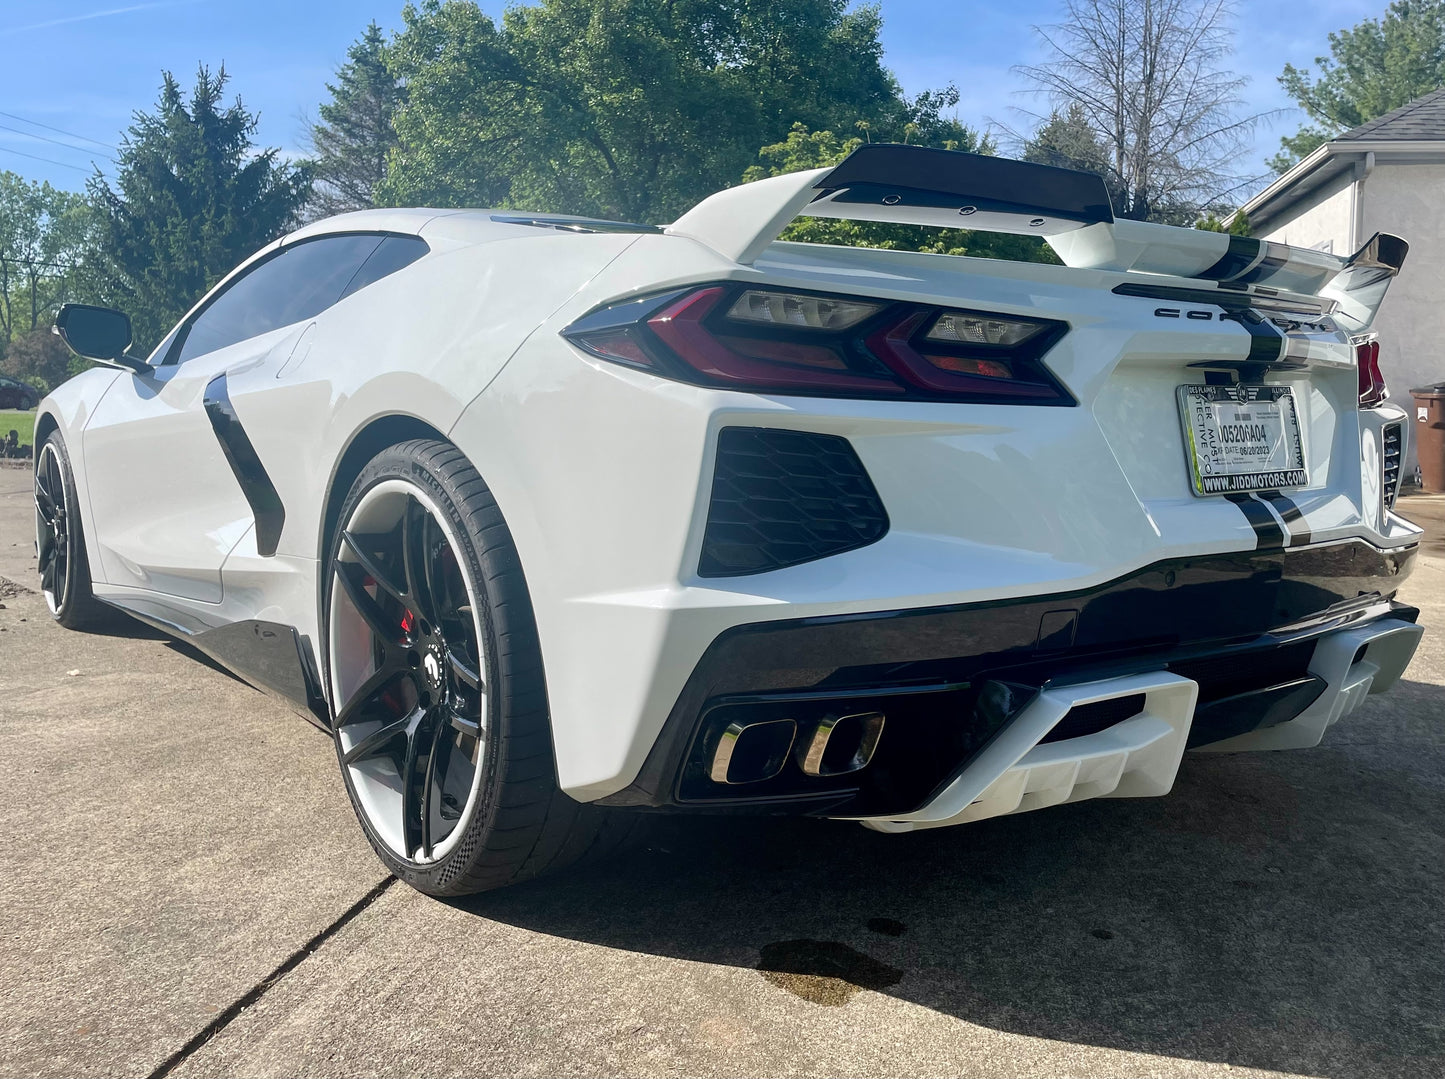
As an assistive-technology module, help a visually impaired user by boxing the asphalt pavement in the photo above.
[1,461,1442,1078]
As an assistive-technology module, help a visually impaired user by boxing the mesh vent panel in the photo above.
[1383,422,1403,508]
[698,427,889,577]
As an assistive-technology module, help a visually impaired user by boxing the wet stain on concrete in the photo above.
[866,917,907,937]
[757,940,903,1006]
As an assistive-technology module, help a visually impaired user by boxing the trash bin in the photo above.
[1411,384,1445,493]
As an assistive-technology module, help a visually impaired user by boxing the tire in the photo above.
[325,439,635,896]
[35,430,107,629]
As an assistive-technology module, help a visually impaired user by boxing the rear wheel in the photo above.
[34,431,105,629]
[326,440,633,895]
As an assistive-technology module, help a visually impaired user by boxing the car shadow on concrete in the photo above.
[457,680,1445,1079]
[67,604,252,687]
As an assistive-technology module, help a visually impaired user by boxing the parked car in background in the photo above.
[34,145,1424,898]
[0,375,39,410]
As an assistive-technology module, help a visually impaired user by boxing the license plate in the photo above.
[1177,384,1307,495]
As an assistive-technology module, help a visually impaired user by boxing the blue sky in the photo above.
[0,0,1388,196]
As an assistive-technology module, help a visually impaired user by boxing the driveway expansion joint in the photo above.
[145,875,396,1079]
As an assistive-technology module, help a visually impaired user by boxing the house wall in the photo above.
[1256,171,1355,255]
[1260,163,1445,478]
[1362,165,1445,423]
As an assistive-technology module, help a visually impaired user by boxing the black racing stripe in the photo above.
[1246,319,1285,363]
[1200,235,1262,280]
[1233,241,1291,285]
[1257,490,1312,547]
[204,373,285,557]
[1219,309,1285,363]
[1224,493,1286,549]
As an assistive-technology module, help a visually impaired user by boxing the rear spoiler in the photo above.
[665,144,1406,333]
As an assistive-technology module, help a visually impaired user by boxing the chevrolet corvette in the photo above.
[35,145,1424,895]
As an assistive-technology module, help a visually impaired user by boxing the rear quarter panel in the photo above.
[229,230,642,567]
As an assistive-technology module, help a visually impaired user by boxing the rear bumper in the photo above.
[599,539,1421,818]
[456,279,1423,802]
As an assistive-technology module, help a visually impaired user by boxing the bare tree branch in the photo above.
[1014,0,1270,222]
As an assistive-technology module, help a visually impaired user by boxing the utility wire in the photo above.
[0,145,93,174]
[0,110,116,152]
[0,121,117,164]
[0,254,85,272]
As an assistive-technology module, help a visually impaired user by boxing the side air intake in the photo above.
[698,427,888,577]
[1382,421,1404,508]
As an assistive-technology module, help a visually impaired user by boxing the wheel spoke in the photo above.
[400,710,426,859]
[401,501,434,621]
[423,513,451,625]
[446,706,481,738]
[340,530,411,610]
[334,560,406,646]
[34,477,55,522]
[334,662,407,728]
[341,708,417,765]
[446,649,483,691]
[418,708,447,858]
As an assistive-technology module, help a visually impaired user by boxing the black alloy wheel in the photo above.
[34,431,102,628]
[326,440,636,896]
[330,483,488,865]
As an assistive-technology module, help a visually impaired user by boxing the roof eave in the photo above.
[1237,138,1445,227]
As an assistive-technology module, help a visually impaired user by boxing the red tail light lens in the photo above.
[645,288,899,393]
[563,285,1073,404]
[1356,336,1387,408]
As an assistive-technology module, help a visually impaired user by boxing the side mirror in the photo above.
[53,304,148,374]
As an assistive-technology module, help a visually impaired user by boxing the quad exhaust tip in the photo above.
[709,711,886,785]
[798,711,886,777]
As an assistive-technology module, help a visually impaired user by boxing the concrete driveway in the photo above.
[1,461,1441,1079]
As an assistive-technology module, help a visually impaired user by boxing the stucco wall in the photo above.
[1257,172,1355,255]
[1362,166,1445,418]
[1260,163,1445,478]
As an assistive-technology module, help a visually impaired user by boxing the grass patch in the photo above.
[0,409,36,449]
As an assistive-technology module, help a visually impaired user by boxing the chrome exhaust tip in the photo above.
[797,711,886,777]
[709,718,797,784]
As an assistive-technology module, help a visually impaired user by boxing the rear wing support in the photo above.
[665,143,1406,332]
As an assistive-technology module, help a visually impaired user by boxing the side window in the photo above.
[173,234,384,364]
[339,235,430,302]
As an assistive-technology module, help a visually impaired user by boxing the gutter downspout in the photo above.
[1351,151,1376,252]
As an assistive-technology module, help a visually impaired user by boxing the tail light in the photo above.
[1356,335,1387,408]
[562,284,1073,404]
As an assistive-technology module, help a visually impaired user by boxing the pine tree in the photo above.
[1273,1,1445,173]
[307,22,404,215]
[89,66,311,353]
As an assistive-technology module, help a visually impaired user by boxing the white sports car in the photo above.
[36,145,1424,895]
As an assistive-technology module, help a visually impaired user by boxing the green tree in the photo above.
[1273,1,1445,173]
[1020,103,1129,211]
[0,326,75,391]
[743,123,1058,264]
[378,0,935,223]
[89,66,311,353]
[306,22,404,215]
[0,173,94,349]
[1195,209,1251,234]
